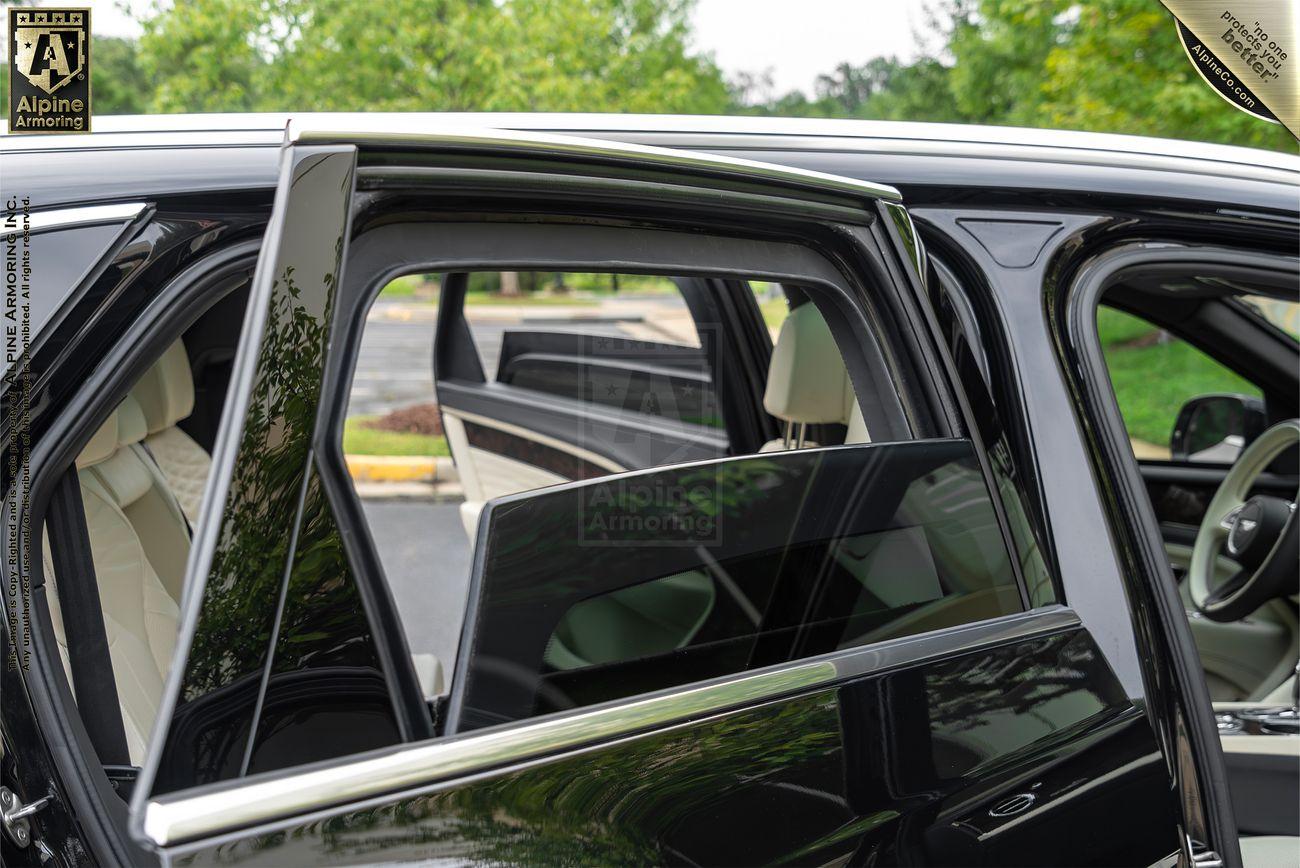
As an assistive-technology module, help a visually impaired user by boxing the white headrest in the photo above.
[76,412,118,469]
[845,399,870,444]
[74,394,148,470]
[132,340,195,435]
[115,394,148,448]
[763,303,855,425]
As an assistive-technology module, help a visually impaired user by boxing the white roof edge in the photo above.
[9,112,1298,173]
[287,120,904,202]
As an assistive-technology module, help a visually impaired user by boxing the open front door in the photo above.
[128,139,429,839]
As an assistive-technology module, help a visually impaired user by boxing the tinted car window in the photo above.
[150,149,403,795]
[1097,305,1262,459]
[20,223,126,361]
[452,440,1024,731]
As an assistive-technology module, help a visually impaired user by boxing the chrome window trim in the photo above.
[27,202,147,234]
[286,121,905,202]
[142,605,1079,848]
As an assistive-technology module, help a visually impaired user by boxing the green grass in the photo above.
[561,273,679,295]
[1096,306,1157,345]
[1099,307,1261,446]
[379,272,679,303]
[343,417,450,457]
[378,274,431,298]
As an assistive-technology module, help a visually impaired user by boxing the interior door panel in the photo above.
[433,275,733,525]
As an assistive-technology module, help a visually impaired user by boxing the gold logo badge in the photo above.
[8,8,92,133]
[1162,1,1296,139]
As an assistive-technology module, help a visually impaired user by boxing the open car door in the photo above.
[123,123,1235,868]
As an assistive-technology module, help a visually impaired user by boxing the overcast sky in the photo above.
[691,1,941,95]
[49,0,941,97]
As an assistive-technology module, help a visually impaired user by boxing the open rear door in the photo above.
[126,122,1232,868]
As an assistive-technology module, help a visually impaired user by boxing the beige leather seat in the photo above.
[761,302,868,450]
[43,396,184,764]
[131,339,212,527]
[1241,836,1300,868]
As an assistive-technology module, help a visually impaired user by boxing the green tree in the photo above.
[91,36,150,115]
[1034,0,1294,151]
[133,0,729,114]
[734,0,1295,153]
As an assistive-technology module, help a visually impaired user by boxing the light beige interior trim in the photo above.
[1217,733,1300,757]
[442,408,626,474]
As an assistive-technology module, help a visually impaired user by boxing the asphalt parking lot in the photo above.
[360,499,472,680]
[350,296,699,682]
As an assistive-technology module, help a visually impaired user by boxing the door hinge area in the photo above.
[1190,839,1225,868]
[1,786,51,849]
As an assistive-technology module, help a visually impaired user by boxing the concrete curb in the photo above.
[345,454,458,484]
[353,481,464,502]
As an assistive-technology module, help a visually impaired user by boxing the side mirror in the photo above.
[1170,394,1267,463]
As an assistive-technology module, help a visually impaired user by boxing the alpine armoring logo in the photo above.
[8,8,92,133]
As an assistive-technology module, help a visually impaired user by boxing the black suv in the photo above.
[2,115,1297,867]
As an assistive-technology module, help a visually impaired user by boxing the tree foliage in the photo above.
[132,0,729,114]
[736,0,1295,152]
[11,0,1289,153]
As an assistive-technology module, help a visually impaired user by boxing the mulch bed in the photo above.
[361,402,443,436]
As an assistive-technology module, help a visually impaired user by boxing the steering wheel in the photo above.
[1188,419,1300,622]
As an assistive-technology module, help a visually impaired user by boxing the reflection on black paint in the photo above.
[176,629,1177,867]
[837,631,1175,865]
[245,467,400,776]
[153,149,399,794]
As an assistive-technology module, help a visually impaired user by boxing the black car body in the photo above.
[1,115,1297,867]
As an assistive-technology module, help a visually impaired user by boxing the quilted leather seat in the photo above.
[131,339,212,526]
[43,396,185,764]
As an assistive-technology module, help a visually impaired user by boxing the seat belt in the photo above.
[135,441,191,537]
[46,468,131,767]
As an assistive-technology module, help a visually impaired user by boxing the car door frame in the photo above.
[9,236,263,866]
[123,124,1162,861]
[1055,241,1300,867]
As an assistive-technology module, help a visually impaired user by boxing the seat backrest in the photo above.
[763,302,870,445]
[45,396,183,765]
[131,338,212,525]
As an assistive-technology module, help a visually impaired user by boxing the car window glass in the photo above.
[343,271,870,696]
[453,440,1024,731]
[15,223,127,372]
[1240,295,1299,339]
[1096,305,1262,460]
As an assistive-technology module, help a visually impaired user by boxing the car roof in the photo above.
[6,112,1295,169]
[6,113,1297,213]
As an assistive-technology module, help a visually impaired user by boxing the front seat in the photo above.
[761,301,868,450]
[131,338,212,527]
[43,396,183,765]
